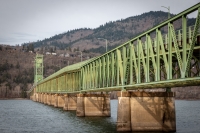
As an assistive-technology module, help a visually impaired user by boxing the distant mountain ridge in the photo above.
[25,11,196,53]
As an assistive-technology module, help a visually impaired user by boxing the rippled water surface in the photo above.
[0,100,199,133]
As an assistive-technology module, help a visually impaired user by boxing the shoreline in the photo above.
[0,98,29,100]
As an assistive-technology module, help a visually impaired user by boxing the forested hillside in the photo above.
[24,11,196,54]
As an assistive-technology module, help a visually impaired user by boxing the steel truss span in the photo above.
[30,3,200,94]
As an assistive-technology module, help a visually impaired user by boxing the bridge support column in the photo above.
[46,94,49,104]
[40,93,43,103]
[58,95,65,108]
[117,91,176,132]
[47,94,51,105]
[38,93,41,102]
[63,94,77,110]
[36,93,39,102]
[33,94,36,101]
[63,95,68,110]
[54,94,58,107]
[51,94,55,106]
[76,93,110,117]
[44,93,47,104]
[41,93,43,103]
[42,93,44,103]
[68,95,77,110]
[76,94,85,116]
[117,91,131,131]
[40,93,42,102]
[37,93,40,102]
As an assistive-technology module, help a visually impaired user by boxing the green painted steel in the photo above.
[29,3,200,95]
[34,54,43,84]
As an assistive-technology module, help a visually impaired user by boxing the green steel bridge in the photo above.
[29,3,200,96]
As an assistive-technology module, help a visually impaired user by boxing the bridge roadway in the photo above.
[29,3,200,132]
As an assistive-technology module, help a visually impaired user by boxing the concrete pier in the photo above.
[54,94,58,107]
[41,93,44,103]
[117,91,131,131]
[58,95,65,108]
[47,94,51,105]
[42,93,44,103]
[44,93,47,104]
[68,95,77,110]
[38,93,41,102]
[76,93,110,117]
[36,93,39,102]
[117,91,176,132]
[33,94,36,101]
[63,94,77,110]
[76,94,85,116]
[63,95,68,110]
[51,94,55,106]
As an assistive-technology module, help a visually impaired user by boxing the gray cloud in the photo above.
[0,0,199,45]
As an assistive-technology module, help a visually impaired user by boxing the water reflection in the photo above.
[0,100,199,133]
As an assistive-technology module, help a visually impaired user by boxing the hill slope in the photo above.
[27,11,195,54]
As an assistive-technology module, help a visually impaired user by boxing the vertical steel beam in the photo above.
[168,23,172,79]
[102,56,106,87]
[185,7,200,74]
[99,58,102,88]
[139,41,147,82]
[92,62,95,88]
[182,15,187,78]
[116,49,124,87]
[89,64,92,89]
[86,66,89,89]
[158,30,169,72]
[116,50,120,85]
[146,35,150,82]
[106,54,110,87]
[111,52,114,86]
[137,39,141,83]
[156,29,160,81]
[79,71,81,90]
[122,46,127,84]
[82,67,86,90]
[95,61,98,88]
[132,44,138,82]
[129,43,133,84]
[170,23,183,75]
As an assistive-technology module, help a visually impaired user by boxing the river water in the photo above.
[0,100,199,133]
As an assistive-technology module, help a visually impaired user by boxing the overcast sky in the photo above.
[0,0,199,46]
